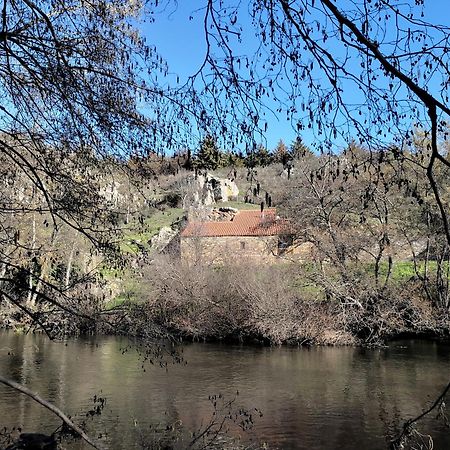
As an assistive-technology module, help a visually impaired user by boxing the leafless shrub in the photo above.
[139,255,448,346]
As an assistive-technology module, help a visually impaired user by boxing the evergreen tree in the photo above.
[273,140,290,166]
[254,144,273,167]
[290,136,313,159]
[195,135,220,171]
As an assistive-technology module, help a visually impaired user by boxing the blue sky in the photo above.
[140,1,450,152]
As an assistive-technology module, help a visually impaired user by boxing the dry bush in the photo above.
[140,257,357,345]
[318,278,445,346]
[136,255,450,346]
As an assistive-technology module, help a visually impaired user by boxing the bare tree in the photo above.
[185,0,450,235]
[2,1,450,445]
[175,2,450,441]
[0,0,200,326]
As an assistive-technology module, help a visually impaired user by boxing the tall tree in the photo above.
[0,0,204,329]
[290,136,313,160]
[182,2,450,440]
[252,144,273,167]
[195,134,221,171]
[191,0,450,239]
[273,140,290,165]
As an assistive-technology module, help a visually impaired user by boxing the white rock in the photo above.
[181,173,239,207]
[150,226,178,252]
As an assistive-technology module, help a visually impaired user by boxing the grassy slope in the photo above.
[120,208,184,253]
[376,260,449,282]
[101,207,184,307]
[102,190,265,307]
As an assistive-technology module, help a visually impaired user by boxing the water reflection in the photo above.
[0,332,449,449]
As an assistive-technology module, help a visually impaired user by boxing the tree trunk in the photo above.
[64,242,76,290]
[26,212,36,307]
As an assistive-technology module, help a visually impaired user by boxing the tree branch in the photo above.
[0,375,101,449]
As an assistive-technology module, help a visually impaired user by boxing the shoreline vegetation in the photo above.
[2,257,449,348]
[2,149,450,450]
[2,2,450,448]
[2,148,450,349]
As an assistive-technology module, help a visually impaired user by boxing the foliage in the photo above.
[1,1,450,444]
[272,140,290,166]
[0,0,213,330]
[195,134,222,171]
[245,144,272,168]
[290,136,313,160]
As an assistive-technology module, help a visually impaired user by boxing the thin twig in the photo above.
[391,381,450,448]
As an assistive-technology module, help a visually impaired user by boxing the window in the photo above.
[240,241,246,250]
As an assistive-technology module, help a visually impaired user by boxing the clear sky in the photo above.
[140,1,450,152]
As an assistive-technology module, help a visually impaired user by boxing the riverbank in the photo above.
[2,260,449,348]
[127,258,450,347]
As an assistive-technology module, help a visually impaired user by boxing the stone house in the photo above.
[180,208,311,264]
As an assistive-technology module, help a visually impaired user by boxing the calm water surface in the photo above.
[0,331,449,449]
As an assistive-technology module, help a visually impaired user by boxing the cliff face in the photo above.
[181,173,239,207]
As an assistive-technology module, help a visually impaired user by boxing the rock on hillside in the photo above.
[150,226,179,253]
[181,173,239,207]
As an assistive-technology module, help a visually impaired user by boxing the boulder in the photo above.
[150,226,178,252]
[181,173,239,207]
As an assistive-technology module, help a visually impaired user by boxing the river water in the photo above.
[0,331,449,449]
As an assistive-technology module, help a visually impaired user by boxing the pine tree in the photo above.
[273,140,290,166]
[290,136,313,159]
[255,144,273,167]
[195,135,220,171]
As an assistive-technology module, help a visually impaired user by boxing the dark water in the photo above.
[0,332,449,449]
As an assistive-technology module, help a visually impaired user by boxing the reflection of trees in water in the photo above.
[1,334,450,449]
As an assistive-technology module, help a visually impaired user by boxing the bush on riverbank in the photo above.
[135,257,448,346]
[1,255,448,346]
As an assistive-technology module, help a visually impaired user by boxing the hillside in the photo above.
[2,146,450,345]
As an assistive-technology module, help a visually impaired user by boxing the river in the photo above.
[0,331,449,449]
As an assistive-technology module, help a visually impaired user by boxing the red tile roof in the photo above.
[181,208,290,237]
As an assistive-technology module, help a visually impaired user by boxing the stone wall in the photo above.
[180,235,278,265]
[180,235,314,265]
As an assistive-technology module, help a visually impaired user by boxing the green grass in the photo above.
[295,282,326,301]
[376,260,450,282]
[214,201,261,210]
[100,267,142,309]
[290,260,450,300]
[98,267,123,279]
[103,295,129,310]
[103,207,185,305]
[121,207,184,253]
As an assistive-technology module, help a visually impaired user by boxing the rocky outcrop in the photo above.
[150,226,178,253]
[206,207,238,221]
[181,173,239,207]
[280,166,296,179]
